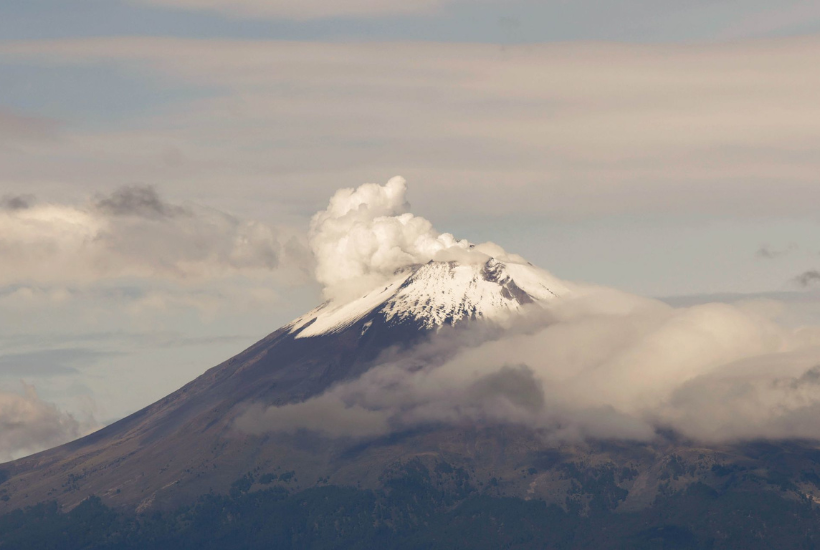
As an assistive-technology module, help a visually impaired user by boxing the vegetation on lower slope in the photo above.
[2,459,820,549]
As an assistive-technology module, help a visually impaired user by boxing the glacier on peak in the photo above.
[287,256,568,339]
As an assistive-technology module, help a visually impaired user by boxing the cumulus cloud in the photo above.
[309,176,523,301]
[0,383,96,462]
[0,184,310,286]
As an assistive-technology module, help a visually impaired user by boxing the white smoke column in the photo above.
[309,176,476,302]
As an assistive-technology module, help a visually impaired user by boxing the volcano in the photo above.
[0,255,571,512]
[5,248,820,549]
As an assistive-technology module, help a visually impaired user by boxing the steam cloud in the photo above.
[241,287,820,443]
[309,176,521,301]
[241,178,820,444]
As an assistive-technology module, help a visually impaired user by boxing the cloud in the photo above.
[658,360,820,441]
[756,243,797,259]
[0,195,34,211]
[0,348,119,377]
[309,176,516,300]
[795,270,820,288]
[0,184,311,286]
[718,3,820,40]
[2,37,820,221]
[0,329,247,354]
[0,110,59,142]
[238,247,820,444]
[237,190,820,442]
[0,186,314,442]
[0,383,97,462]
[94,184,185,219]
[130,0,466,20]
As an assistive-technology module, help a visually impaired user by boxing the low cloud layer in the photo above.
[240,289,820,443]
[0,383,96,462]
[0,184,310,286]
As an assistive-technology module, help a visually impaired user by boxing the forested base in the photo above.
[2,463,820,550]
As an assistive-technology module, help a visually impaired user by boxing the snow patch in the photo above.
[291,271,411,338]
[288,257,567,339]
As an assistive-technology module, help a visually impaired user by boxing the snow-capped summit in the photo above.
[287,256,568,339]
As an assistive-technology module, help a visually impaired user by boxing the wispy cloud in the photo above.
[0,329,249,352]
[130,0,469,20]
[0,348,121,377]
[718,2,820,39]
[795,270,820,288]
[2,37,820,220]
[0,109,60,142]
[756,243,798,259]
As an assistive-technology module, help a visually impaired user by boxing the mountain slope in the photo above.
[0,256,565,512]
[3,253,820,533]
[288,257,566,338]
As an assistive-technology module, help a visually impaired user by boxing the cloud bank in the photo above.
[0,384,96,462]
[0,184,309,287]
[241,287,820,443]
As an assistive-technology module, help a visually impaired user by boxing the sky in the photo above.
[1,0,820,460]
